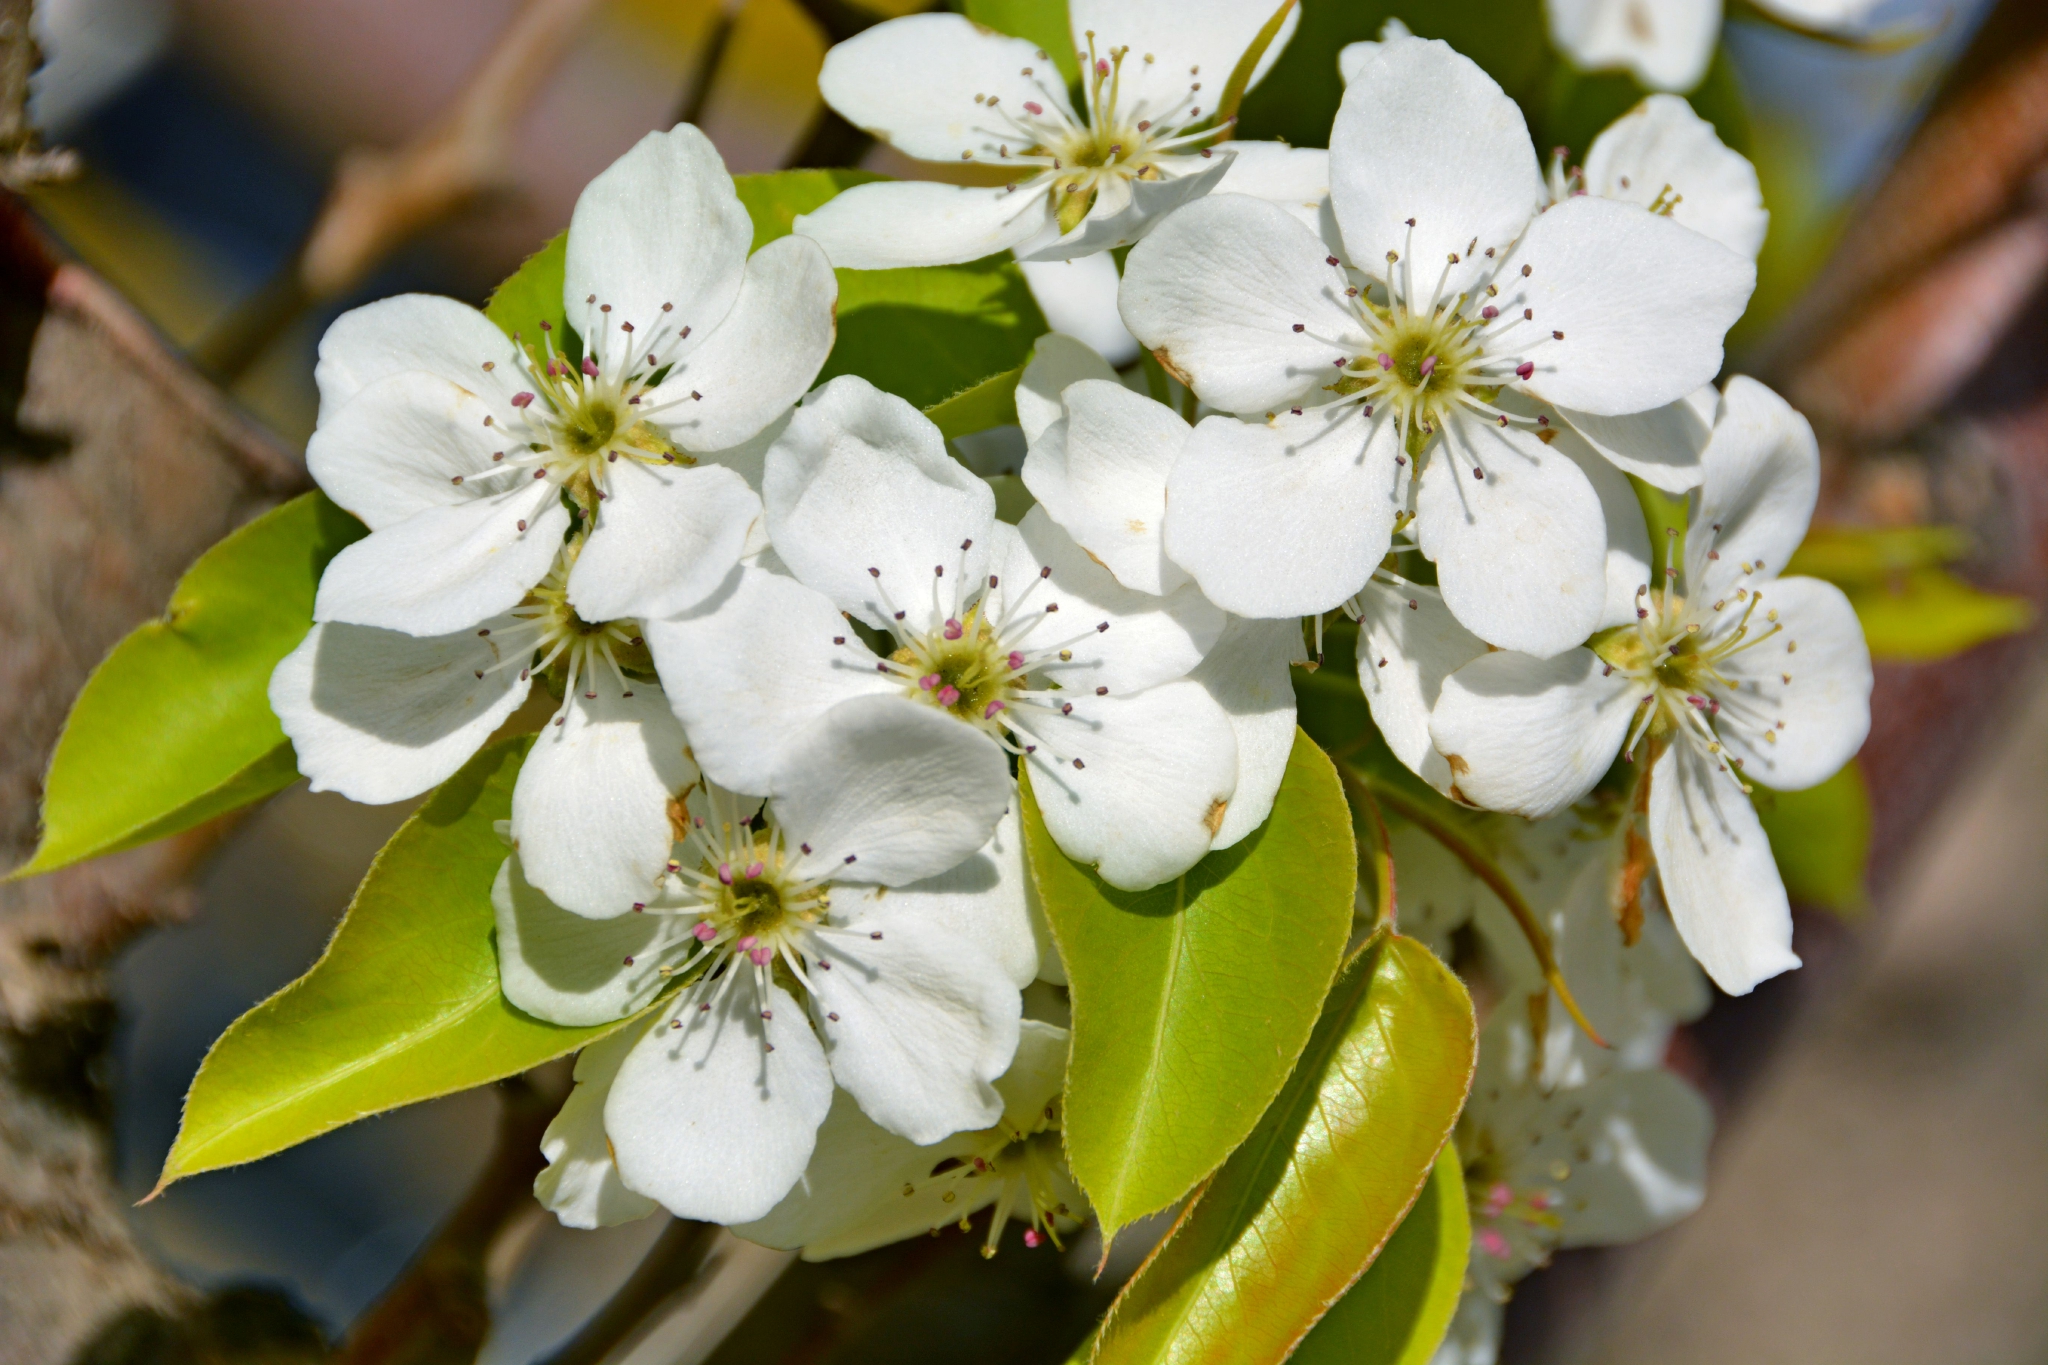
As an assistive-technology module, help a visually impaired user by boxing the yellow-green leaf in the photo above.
[12,493,363,880]
[1843,567,2032,663]
[1020,731,1356,1241]
[926,364,1023,439]
[1753,761,1872,916]
[963,0,1079,83]
[155,738,652,1191]
[1092,934,1476,1365]
[483,229,575,357]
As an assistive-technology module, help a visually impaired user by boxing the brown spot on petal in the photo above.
[1204,798,1228,837]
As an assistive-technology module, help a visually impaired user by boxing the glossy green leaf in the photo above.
[12,493,364,880]
[735,169,1049,411]
[483,229,577,360]
[963,0,1079,83]
[1843,568,2033,663]
[1020,730,1356,1240]
[1753,761,1872,916]
[927,364,1023,438]
[156,738,649,1190]
[1091,934,1476,1365]
[1290,1146,1470,1365]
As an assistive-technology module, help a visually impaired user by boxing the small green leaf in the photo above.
[1091,934,1476,1365]
[963,0,1079,83]
[156,738,650,1190]
[926,364,1023,438]
[1785,524,1972,584]
[13,493,364,880]
[1843,567,2033,663]
[1753,762,1872,916]
[483,229,578,361]
[1290,1146,1470,1365]
[734,168,884,250]
[1020,730,1356,1240]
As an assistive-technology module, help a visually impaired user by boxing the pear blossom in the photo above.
[790,0,1306,270]
[1017,335,1303,848]
[1119,35,1754,655]
[647,375,1248,890]
[1544,0,1890,95]
[734,1020,1083,1260]
[504,695,1031,1226]
[1429,377,1874,994]
[1435,1009,1712,1365]
[1547,95,1767,260]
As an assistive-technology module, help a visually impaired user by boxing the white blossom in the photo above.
[506,696,1032,1227]
[647,375,1251,890]
[1430,377,1873,994]
[792,0,1309,269]
[1548,95,1767,261]
[1544,0,1890,95]
[734,1020,1083,1260]
[1120,36,1754,655]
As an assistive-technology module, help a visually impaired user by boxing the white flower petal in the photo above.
[1556,397,1711,494]
[639,234,838,453]
[606,978,833,1224]
[534,1023,662,1229]
[512,689,696,919]
[313,293,522,426]
[1329,37,1544,299]
[1354,581,1489,796]
[1164,404,1403,619]
[1512,195,1754,417]
[563,125,753,351]
[774,694,1012,887]
[1714,575,1871,791]
[645,566,895,796]
[1020,151,1235,263]
[816,14,1073,163]
[269,616,531,805]
[1187,616,1300,849]
[1753,0,1884,27]
[810,916,1019,1144]
[1414,417,1608,657]
[1011,504,1221,691]
[765,376,994,634]
[1541,415,1657,629]
[1687,376,1820,600]
[1018,266,1139,374]
[568,461,762,623]
[831,804,1037,989]
[796,180,1049,271]
[1649,741,1800,994]
[1067,0,1299,108]
[1016,332,1120,445]
[493,854,673,1026]
[311,485,567,636]
[1019,679,1238,890]
[1556,1068,1712,1246]
[1119,193,1367,414]
[1024,379,1188,595]
[1213,140,1330,235]
[307,371,511,531]
[1546,0,1721,93]
[1430,648,1643,816]
[1583,94,1767,259]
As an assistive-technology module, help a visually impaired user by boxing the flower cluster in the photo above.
[273,8,1870,1306]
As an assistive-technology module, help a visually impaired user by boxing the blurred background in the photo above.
[7,0,2048,1361]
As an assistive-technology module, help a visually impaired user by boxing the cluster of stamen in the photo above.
[1545,145,1681,215]
[476,564,649,725]
[839,539,1113,770]
[1590,526,1795,792]
[964,31,1230,237]
[905,1098,1072,1258]
[1463,1138,1567,1278]
[468,294,701,514]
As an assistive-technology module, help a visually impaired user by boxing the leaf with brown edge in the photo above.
[1090,934,1475,1365]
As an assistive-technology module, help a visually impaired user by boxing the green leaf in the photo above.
[156,738,648,1190]
[1091,934,1476,1365]
[1753,762,1872,916]
[926,364,1023,438]
[1842,568,2033,663]
[734,168,1049,412]
[1785,524,1972,584]
[12,494,364,880]
[483,229,578,361]
[1290,1146,1470,1365]
[963,0,1079,83]
[1020,730,1356,1240]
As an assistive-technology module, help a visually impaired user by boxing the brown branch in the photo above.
[0,0,77,190]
